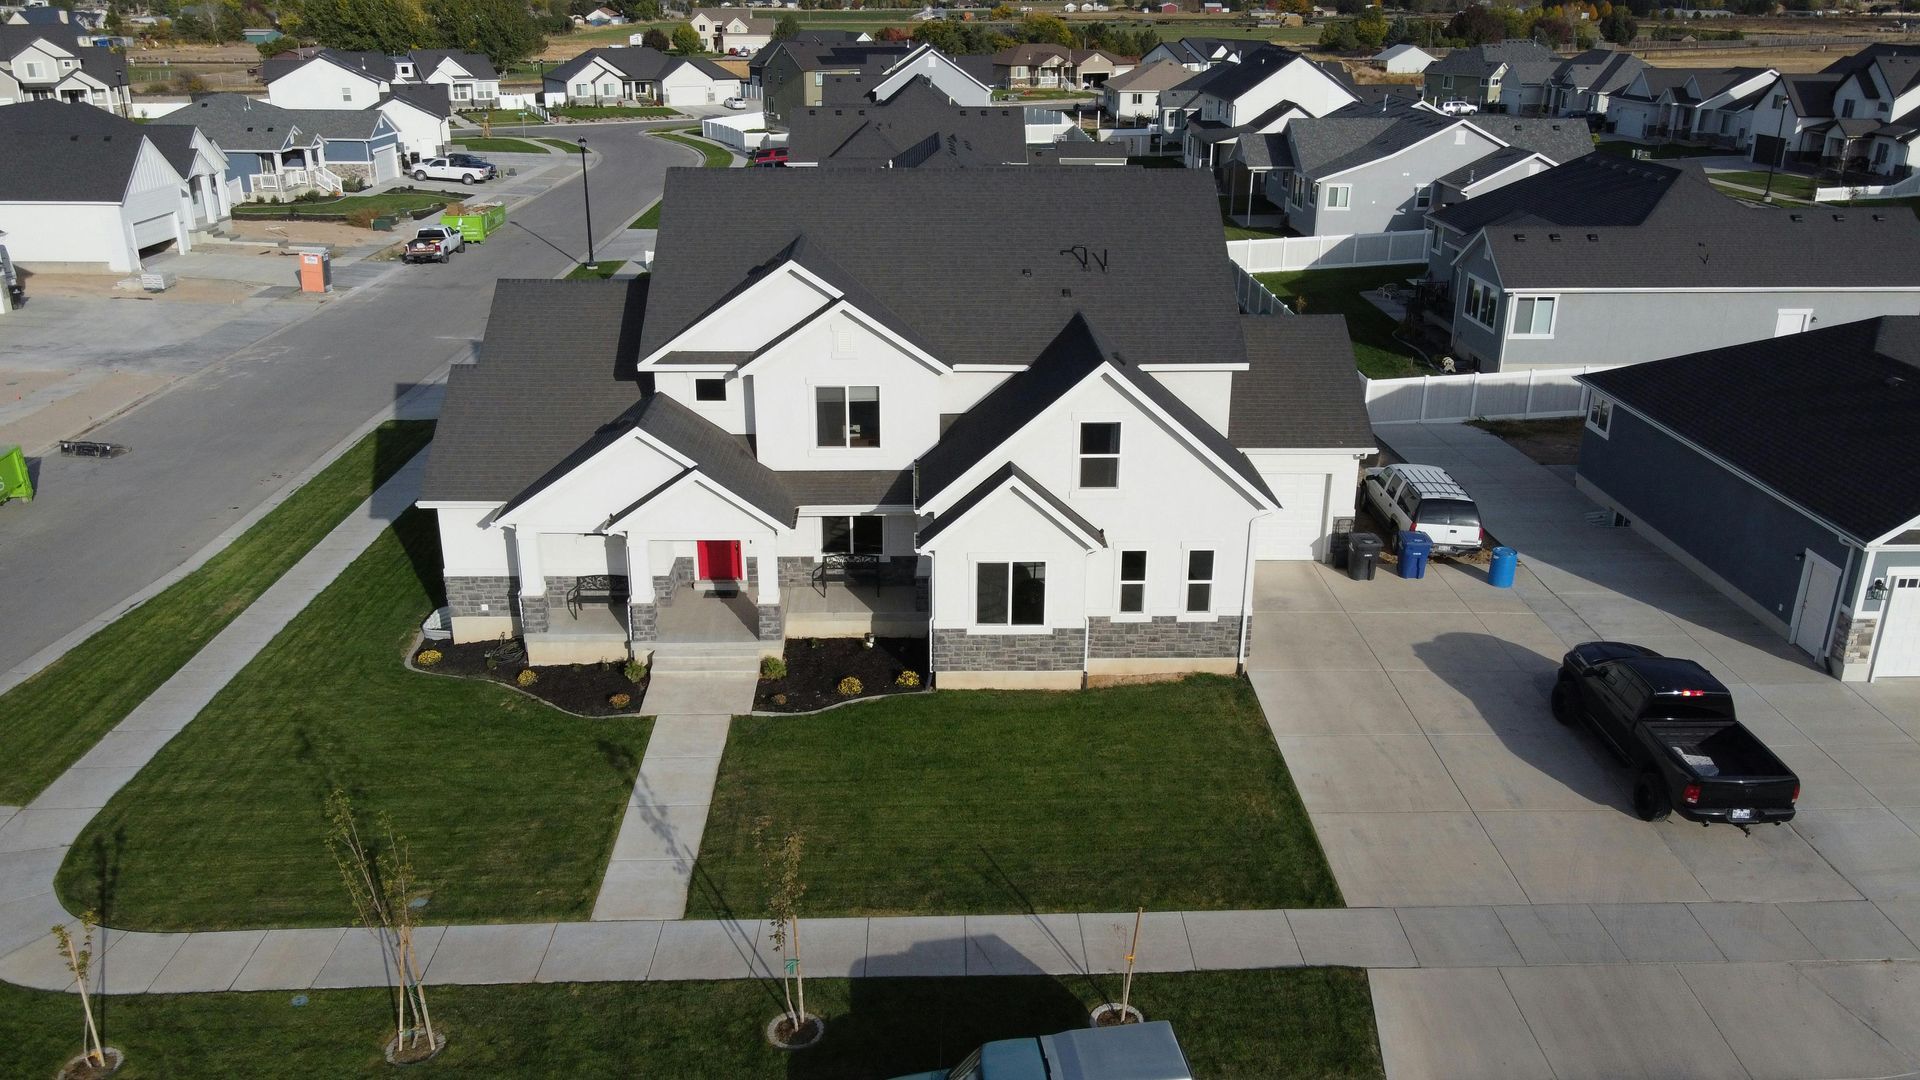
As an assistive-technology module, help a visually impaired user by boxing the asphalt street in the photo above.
[0,121,695,678]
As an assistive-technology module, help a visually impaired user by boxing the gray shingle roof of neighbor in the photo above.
[1779,71,1844,116]
[1426,39,1558,80]
[1191,45,1329,103]
[1230,315,1376,451]
[0,98,206,175]
[547,46,679,85]
[1433,144,1538,189]
[788,80,1025,167]
[1103,60,1193,94]
[0,24,125,81]
[772,41,913,74]
[382,83,453,119]
[1483,204,1920,290]
[419,279,647,504]
[261,48,396,84]
[638,167,1248,370]
[410,48,498,82]
[749,30,869,74]
[151,94,318,150]
[0,128,146,202]
[274,105,390,140]
[1287,104,1590,180]
[1429,154,1741,234]
[917,461,1105,547]
[1550,48,1646,93]
[1579,316,1920,543]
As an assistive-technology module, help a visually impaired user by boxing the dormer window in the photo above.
[815,386,879,448]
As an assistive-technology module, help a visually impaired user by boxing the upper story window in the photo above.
[1325,184,1351,210]
[1509,295,1556,338]
[1078,422,1120,488]
[341,87,353,102]
[1414,184,1432,210]
[815,385,879,448]
[695,378,727,402]
[822,515,882,555]
[22,61,46,79]
[1463,276,1499,330]
[1842,99,1856,118]
[1586,398,1612,438]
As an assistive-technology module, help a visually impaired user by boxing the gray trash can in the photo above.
[1347,532,1382,581]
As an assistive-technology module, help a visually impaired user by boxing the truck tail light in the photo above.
[1682,782,1702,806]
[1792,782,1800,803]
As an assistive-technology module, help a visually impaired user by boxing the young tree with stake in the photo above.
[325,790,440,1060]
[50,911,108,1071]
[757,821,810,1043]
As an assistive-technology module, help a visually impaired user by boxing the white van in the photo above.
[1361,463,1485,556]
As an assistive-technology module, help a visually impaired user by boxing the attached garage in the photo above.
[0,104,194,274]
[1251,467,1335,560]
[132,212,177,250]
[373,144,402,183]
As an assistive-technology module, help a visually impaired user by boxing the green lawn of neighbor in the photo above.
[54,510,650,931]
[1,969,1382,1079]
[1708,169,1817,200]
[566,259,628,280]
[1594,140,1723,159]
[450,135,549,154]
[0,421,433,806]
[537,137,587,154]
[653,130,735,168]
[549,104,679,119]
[630,199,662,229]
[467,107,542,126]
[688,675,1339,920]
[232,190,447,219]
[1838,195,1920,218]
[1257,265,1427,379]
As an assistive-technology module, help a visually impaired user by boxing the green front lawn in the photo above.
[1257,266,1427,379]
[55,510,650,931]
[1707,169,1817,200]
[0,421,433,806]
[689,676,1339,920]
[549,104,679,119]
[652,130,735,168]
[629,199,663,229]
[1,969,1382,1079]
[467,107,542,126]
[537,137,587,154]
[451,135,550,154]
[232,190,447,219]
[566,259,628,279]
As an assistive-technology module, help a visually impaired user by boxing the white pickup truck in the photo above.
[402,226,465,264]
[410,155,495,184]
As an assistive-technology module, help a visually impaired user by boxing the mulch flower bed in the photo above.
[414,639,647,717]
[755,636,930,713]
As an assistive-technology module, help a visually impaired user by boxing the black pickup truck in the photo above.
[1552,642,1799,826]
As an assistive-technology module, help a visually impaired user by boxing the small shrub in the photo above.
[415,648,443,667]
[344,207,379,229]
[516,668,539,687]
[608,692,632,709]
[623,658,647,683]
[837,676,863,697]
[772,692,788,706]
[895,670,921,688]
[760,655,788,680]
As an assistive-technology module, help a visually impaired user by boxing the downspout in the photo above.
[1083,545,1096,685]
[1236,510,1266,673]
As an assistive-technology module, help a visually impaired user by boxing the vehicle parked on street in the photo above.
[891,1021,1192,1080]
[445,152,497,176]
[1437,99,1479,115]
[1552,642,1800,825]
[752,146,789,167]
[724,96,747,110]
[402,226,465,264]
[411,156,494,184]
[1360,463,1484,555]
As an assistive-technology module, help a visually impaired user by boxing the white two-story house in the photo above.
[263,47,500,111]
[418,167,1376,687]
[0,24,129,112]
[1181,45,1358,170]
[689,7,774,55]
[1746,44,1920,180]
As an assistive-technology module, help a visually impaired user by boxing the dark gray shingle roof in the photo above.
[1427,40,1558,80]
[1430,155,1740,235]
[917,462,1104,547]
[780,469,914,506]
[1230,315,1375,450]
[152,94,316,150]
[788,81,1024,167]
[0,127,144,202]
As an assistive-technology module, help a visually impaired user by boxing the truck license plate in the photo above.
[1729,809,1753,822]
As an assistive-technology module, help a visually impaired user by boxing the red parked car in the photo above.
[752,146,788,168]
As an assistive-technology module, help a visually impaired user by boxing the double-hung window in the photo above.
[1586,398,1612,438]
[1325,184,1352,210]
[815,386,880,448]
[1185,550,1214,613]
[1509,295,1556,338]
[1119,550,1147,614]
[1078,422,1120,488]
[977,562,1046,626]
[822,515,883,555]
[1463,276,1499,330]
[1414,184,1432,210]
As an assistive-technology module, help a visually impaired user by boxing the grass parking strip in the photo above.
[54,510,651,930]
[451,135,549,154]
[652,130,735,168]
[0,420,433,806]
[690,674,1341,919]
[629,199,662,229]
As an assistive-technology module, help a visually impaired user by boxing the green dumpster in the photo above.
[441,201,506,243]
[0,445,32,504]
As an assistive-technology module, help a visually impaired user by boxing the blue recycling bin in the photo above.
[1398,531,1431,580]
[1489,546,1518,588]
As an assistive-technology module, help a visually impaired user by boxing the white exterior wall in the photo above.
[653,370,750,434]
[745,309,943,473]
[1143,368,1234,433]
[927,487,1092,631]
[268,60,386,109]
[938,370,1013,416]
[378,100,450,158]
[436,506,512,575]
[422,60,499,106]
[1244,450,1364,561]
[505,435,684,534]
[0,200,128,270]
[874,50,992,106]
[1107,87,1158,121]
[1229,62,1356,126]
[662,64,740,106]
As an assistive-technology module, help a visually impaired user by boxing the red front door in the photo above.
[696,540,742,582]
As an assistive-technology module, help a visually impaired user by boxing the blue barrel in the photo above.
[1488,546,1517,588]
[1398,531,1431,580]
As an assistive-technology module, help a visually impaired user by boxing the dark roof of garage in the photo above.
[0,124,145,203]
[1230,315,1377,450]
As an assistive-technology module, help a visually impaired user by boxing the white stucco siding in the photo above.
[268,59,385,109]
[926,487,1093,631]
[662,64,739,106]
[378,101,449,158]
[1143,369,1234,433]
[436,506,512,575]
[653,370,749,434]
[777,512,919,557]
[938,370,1012,415]
[745,309,943,473]
[539,531,629,576]
[609,475,783,545]
[875,52,991,106]
[664,266,835,354]
[0,201,127,269]
[1233,62,1356,124]
[501,434,685,534]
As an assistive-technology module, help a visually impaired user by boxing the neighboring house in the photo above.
[1141,36,1246,72]
[0,24,129,112]
[1181,45,1359,169]
[991,44,1134,90]
[0,99,227,273]
[757,40,914,123]
[1545,47,1647,117]
[155,94,402,198]
[262,47,500,111]
[1574,316,1920,681]
[1101,60,1191,126]
[819,43,994,108]
[1374,44,1435,75]
[1747,44,1920,178]
[786,79,1025,167]
[543,47,742,107]
[1433,175,1920,371]
[416,167,1376,685]
[1269,103,1592,235]
[378,83,452,161]
[581,6,625,25]
[688,7,775,55]
[746,29,870,100]
[1422,40,1562,114]
[1605,66,1774,149]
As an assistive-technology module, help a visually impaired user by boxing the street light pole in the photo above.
[578,137,595,269]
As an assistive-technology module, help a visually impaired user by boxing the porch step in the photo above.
[647,640,763,675]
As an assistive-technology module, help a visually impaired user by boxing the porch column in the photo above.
[753,539,781,642]
[513,528,550,635]
[619,531,656,645]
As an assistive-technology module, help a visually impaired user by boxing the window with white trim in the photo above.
[977,561,1046,626]
[1586,398,1612,438]
[1078,422,1120,488]
[1185,550,1214,613]
[1324,184,1351,210]
[1508,295,1556,338]
[822,515,883,555]
[453,84,471,99]
[23,61,45,79]
[1118,550,1147,614]
[575,82,590,96]
[1414,183,1432,209]
[815,385,880,448]
[1463,276,1499,330]
[694,378,726,402]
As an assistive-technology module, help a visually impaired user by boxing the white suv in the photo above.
[1437,99,1479,116]
[1361,463,1485,556]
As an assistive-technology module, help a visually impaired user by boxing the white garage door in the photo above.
[1877,570,1920,679]
[373,146,401,183]
[1254,472,1330,560]
[132,213,176,248]
[663,84,702,107]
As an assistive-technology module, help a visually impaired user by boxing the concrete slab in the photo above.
[1656,815,1861,903]
[1793,808,1920,900]
[70,727,179,770]
[1078,911,1194,974]
[608,802,710,862]
[229,927,347,992]
[0,847,65,905]
[0,807,98,854]
[640,673,756,716]
[1494,905,1626,965]
[1558,594,1682,639]
[1877,898,1920,949]
[1796,960,1920,1064]
[1473,611,1576,672]
[1319,568,1469,614]
[310,926,443,990]
[1433,562,1534,615]
[1769,742,1880,810]
[1749,682,1909,744]
[1180,909,1303,970]
[1479,811,1709,904]
[1723,685,1806,747]
[646,919,768,981]
[1388,669,1553,738]
[147,930,266,993]
[1253,561,1339,613]
[1369,968,1549,1080]
[1348,611,1521,672]
[424,923,554,985]
[1245,611,1379,671]
[0,890,80,958]
[0,934,83,990]
[1823,738,1920,807]
[1776,900,1919,960]
[591,859,695,922]
[1502,964,1747,1080]
[641,715,732,758]
[535,921,662,983]
[1274,734,1467,813]
[1428,733,1626,812]
[1588,903,1724,962]
[1687,902,1822,961]
[1287,908,1415,967]
[785,916,871,980]
[96,931,187,995]
[962,913,1086,976]
[630,754,723,806]
[28,766,141,811]
[1312,812,1527,907]
[864,916,966,977]
[1680,962,1910,1080]
[1396,906,1524,967]
[1251,669,1420,736]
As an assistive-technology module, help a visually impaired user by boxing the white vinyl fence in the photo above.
[1364,365,1606,425]
[701,113,784,152]
[1227,230,1427,274]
